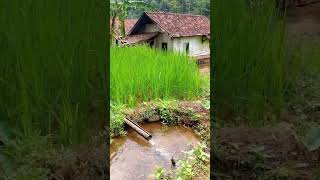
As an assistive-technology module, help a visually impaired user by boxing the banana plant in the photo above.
[110,0,155,37]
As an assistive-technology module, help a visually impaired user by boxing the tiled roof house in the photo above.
[112,12,210,62]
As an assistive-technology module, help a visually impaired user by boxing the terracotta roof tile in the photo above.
[121,32,159,45]
[144,12,210,37]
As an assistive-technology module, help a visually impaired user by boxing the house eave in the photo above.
[169,34,210,38]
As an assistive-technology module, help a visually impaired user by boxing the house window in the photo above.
[184,42,189,55]
[162,43,167,51]
[149,40,154,48]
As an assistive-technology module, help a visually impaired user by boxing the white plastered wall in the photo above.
[172,36,210,56]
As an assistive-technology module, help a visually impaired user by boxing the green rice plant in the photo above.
[213,0,286,125]
[0,0,107,145]
[111,46,201,106]
[58,101,84,145]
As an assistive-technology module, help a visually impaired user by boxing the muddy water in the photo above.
[110,123,199,180]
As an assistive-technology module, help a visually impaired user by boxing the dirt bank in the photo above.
[199,63,210,75]
[49,144,108,180]
[124,100,210,144]
[287,1,320,36]
[110,100,210,179]
[213,125,320,179]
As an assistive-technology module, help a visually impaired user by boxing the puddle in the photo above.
[110,123,199,180]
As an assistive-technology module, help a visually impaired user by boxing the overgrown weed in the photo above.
[0,133,55,180]
[153,143,210,180]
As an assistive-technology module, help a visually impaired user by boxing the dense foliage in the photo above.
[127,0,210,18]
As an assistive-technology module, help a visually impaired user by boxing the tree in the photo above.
[110,0,155,37]
[124,0,211,18]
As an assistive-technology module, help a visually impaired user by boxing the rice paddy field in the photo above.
[0,0,107,179]
[213,0,286,125]
[110,45,209,138]
[212,1,320,179]
[111,46,202,106]
[110,46,210,179]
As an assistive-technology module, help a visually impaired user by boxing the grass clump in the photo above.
[111,46,201,106]
[0,133,56,180]
[110,103,127,138]
[213,0,286,125]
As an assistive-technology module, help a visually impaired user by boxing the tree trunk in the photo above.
[120,18,126,37]
[111,13,117,44]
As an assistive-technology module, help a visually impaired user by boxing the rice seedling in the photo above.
[110,45,202,106]
[213,0,286,125]
[0,0,107,145]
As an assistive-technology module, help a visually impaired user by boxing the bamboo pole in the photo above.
[124,118,152,140]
